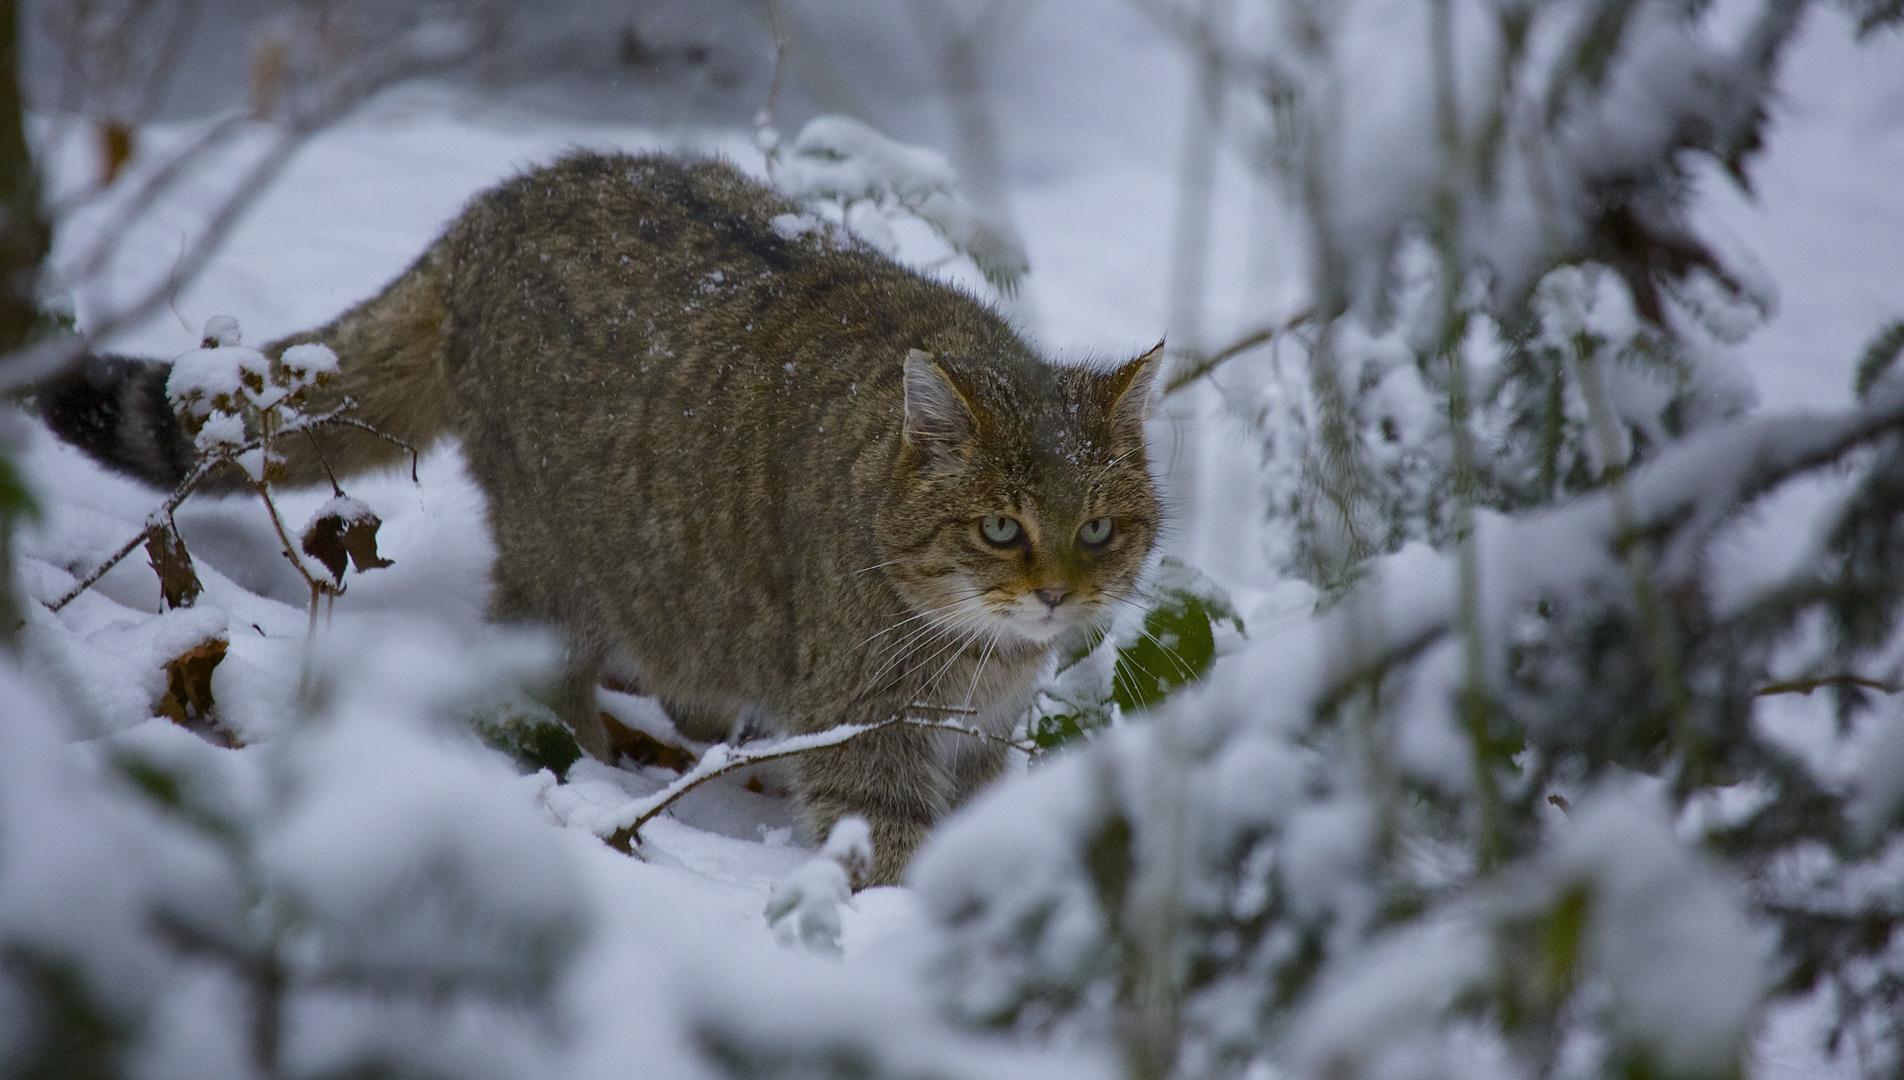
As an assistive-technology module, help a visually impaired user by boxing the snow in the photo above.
[763,816,868,954]
[777,114,960,207]
[767,211,825,242]
[1542,785,1770,1076]
[10,1,1904,1076]
[280,341,339,382]
[166,339,270,418]
[201,313,242,346]
[303,493,376,531]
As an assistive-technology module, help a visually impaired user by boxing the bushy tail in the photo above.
[38,250,455,494]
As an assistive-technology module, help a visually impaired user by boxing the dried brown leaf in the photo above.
[301,507,394,583]
[144,525,202,610]
[601,712,698,773]
[157,637,234,746]
[99,123,134,186]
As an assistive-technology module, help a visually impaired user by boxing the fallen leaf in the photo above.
[601,712,697,772]
[145,524,202,610]
[157,637,237,747]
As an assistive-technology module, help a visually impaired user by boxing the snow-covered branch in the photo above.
[605,716,1031,853]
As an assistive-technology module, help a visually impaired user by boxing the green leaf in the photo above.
[472,696,583,780]
[1110,562,1242,713]
[0,455,38,519]
[1023,561,1243,751]
[1028,701,1106,751]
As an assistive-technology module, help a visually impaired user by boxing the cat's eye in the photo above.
[1078,517,1114,546]
[980,514,1022,546]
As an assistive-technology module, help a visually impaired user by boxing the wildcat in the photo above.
[40,152,1163,885]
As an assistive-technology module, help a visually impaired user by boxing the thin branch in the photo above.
[606,716,1032,852]
[46,402,354,612]
[1163,309,1312,395]
[325,412,423,481]
[8,12,496,394]
[251,477,336,638]
[907,700,978,715]
[1757,675,1903,697]
[303,428,343,496]
[50,523,162,614]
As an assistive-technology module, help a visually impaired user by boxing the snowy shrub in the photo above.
[0,623,587,1080]
[761,114,1028,295]
[905,1,1904,1078]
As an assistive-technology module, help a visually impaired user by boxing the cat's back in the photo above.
[429,151,1034,706]
[435,151,1021,449]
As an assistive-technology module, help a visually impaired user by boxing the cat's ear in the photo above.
[1102,340,1166,440]
[903,349,977,456]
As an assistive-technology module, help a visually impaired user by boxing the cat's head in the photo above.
[879,343,1164,651]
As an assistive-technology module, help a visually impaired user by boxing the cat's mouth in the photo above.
[991,595,1092,645]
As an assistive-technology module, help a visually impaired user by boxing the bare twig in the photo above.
[252,478,336,637]
[47,402,352,612]
[1757,675,1903,697]
[1163,308,1312,396]
[10,10,496,395]
[606,716,1032,852]
[325,412,423,481]
[907,700,979,715]
[303,428,343,496]
[51,524,159,614]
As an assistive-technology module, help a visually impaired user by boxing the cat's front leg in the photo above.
[793,722,951,888]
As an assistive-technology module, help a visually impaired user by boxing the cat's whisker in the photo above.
[914,616,990,705]
[863,622,962,692]
[854,598,967,653]
[851,557,907,576]
[960,631,1000,711]
[860,591,983,669]
[858,602,990,699]
[868,605,995,701]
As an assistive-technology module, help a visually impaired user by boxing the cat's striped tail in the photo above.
[38,249,458,494]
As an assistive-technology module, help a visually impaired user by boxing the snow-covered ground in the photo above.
[12,3,1904,1077]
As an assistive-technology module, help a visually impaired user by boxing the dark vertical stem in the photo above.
[252,948,285,1080]
[0,0,49,646]
[0,0,45,352]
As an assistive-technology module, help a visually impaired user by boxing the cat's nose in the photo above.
[1035,587,1069,610]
